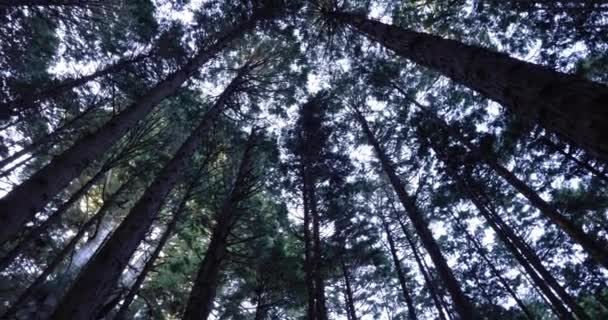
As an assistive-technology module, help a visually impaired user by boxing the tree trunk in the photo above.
[433,142,586,319]
[341,261,358,320]
[0,0,118,8]
[302,172,317,320]
[447,210,534,320]
[48,70,241,320]
[332,11,608,159]
[113,164,207,320]
[353,109,478,319]
[0,53,149,119]
[381,216,417,320]
[401,88,608,270]
[0,13,264,246]
[309,185,328,320]
[0,172,134,319]
[182,132,257,320]
[395,215,449,320]
[541,136,608,184]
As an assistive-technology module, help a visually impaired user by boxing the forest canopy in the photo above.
[1,0,608,319]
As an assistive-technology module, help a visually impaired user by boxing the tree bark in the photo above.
[433,142,587,319]
[447,210,535,320]
[302,172,317,320]
[182,132,257,320]
[395,215,449,320]
[0,13,264,246]
[332,11,608,159]
[381,216,418,320]
[0,53,149,119]
[399,88,608,270]
[353,109,478,319]
[0,172,134,319]
[341,261,358,320]
[309,185,328,320]
[48,70,241,320]
[113,161,209,320]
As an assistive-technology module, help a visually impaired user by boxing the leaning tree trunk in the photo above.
[48,70,242,320]
[447,210,535,320]
[0,172,135,319]
[381,216,418,320]
[331,11,608,159]
[405,92,608,270]
[433,143,585,320]
[113,160,210,320]
[0,52,149,119]
[0,13,264,246]
[182,132,257,320]
[395,215,448,320]
[341,261,358,320]
[353,109,478,319]
[540,137,608,184]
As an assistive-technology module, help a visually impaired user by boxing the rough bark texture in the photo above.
[335,12,608,159]
[0,15,261,246]
[48,72,239,320]
[381,217,417,320]
[354,110,478,319]
[182,133,257,320]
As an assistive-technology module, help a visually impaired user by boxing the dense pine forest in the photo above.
[1,0,608,319]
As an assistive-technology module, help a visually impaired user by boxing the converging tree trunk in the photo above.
[328,10,608,159]
[0,12,267,246]
[352,108,478,319]
[381,216,418,320]
[182,132,258,320]
[341,261,358,320]
[48,69,244,320]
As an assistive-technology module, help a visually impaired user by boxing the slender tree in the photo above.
[351,106,478,319]
[182,131,258,320]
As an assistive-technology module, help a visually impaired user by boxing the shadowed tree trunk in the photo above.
[352,108,478,319]
[381,216,418,320]
[341,261,358,320]
[113,158,212,320]
[447,210,535,320]
[309,184,328,320]
[540,136,608,184]
[396,85,608,270]
[0,52,149,119]
[394,214,449,320]
[0,171,137,319]
[328,10,608,159]
[48,69,244,320]
[432,141,587,320]
[182,132,258,320]
[302,172,317,320]
[0,13,267,246]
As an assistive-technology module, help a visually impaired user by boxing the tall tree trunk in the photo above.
[447,210,535,320]
[353,109,478,319]
[433,142,586,319]
[341,261,358,320]
[302,172,317,320]
[398,86,608,270]
[113,161,210,320]
[182,132,257,320]
[395,215,449,320]
[330,11,608,159]
[0,172,135,319]
[49,70,242,320]
[0,53,149,119]
[0,166,107,271]
[381,216,417,320]
[309,185,328,320]
[0,13,265,246]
